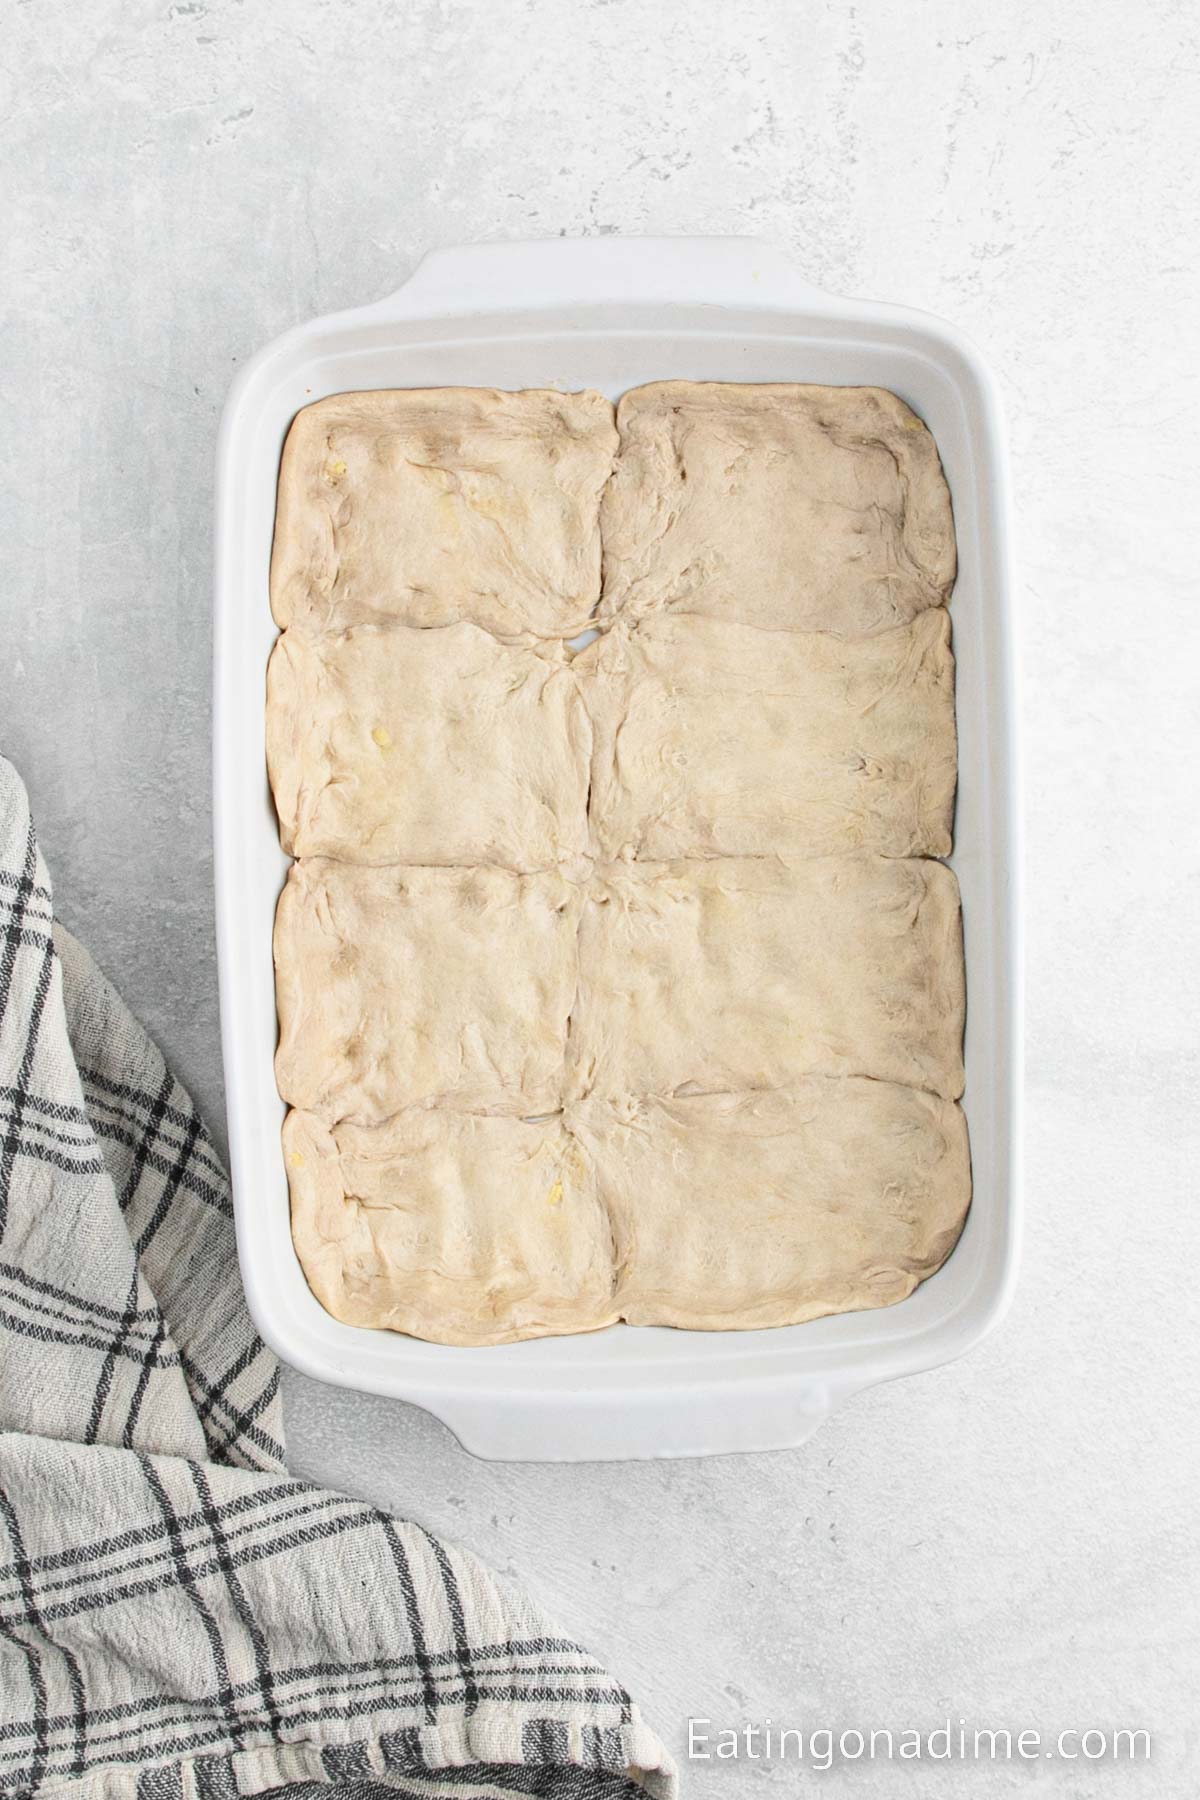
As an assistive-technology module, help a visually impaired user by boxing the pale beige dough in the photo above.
[568,856,964,1103]
[266,621,590,871]
[271,386,618,641]
[284,1082,970,1344]
[269,379,969,1344]
[599,381,955,634]
[582,609,957,861]
[571,1082,970,1331]
[274,860,580,1122]
[283,1108,617,1346]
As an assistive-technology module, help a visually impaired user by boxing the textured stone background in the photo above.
[3,1,1199,1793]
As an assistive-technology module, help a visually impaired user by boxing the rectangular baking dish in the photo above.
[213,236,1021,1461]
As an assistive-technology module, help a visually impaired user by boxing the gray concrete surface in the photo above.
[3,1,1199,1792]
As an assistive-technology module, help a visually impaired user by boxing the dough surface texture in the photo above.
[268,380,968,1344]
[583,609,956,861]
[267,621,590,870]
[283,1108,616,1346]
[599,381,956,634]
[271,386,618,641]
[274,860,580,1121]
[573,1083,970,1330]
[567,856,964,1104]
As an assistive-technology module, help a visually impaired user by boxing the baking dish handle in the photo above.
[367,236,832,319]
[425,1374,861,1463]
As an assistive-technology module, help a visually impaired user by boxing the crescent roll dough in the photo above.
[283,1108,616,1346]
[568,856,964,1104]
[574,1083,970,1331]
[267,621,590,871]
[274,860,581,1121]
[583,609,956,861]
[270,386,617,641]
[269,378,968,1345]
[284,1082,969,1343]
[600,382,955,634]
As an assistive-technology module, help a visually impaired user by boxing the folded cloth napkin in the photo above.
[0,755,674,1800]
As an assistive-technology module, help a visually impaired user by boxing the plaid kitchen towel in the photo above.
[0,754,675,1800]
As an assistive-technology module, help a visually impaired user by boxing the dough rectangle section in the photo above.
[283,1107,617,1346]
[598,381,956,635]
[281,1081,969,1345]
[583,609,957,862]
[567,856,965,1105]
[274,859,581,1122]
[267,621,591,871]
[270,386,618,641]
[572,1083,971,1331]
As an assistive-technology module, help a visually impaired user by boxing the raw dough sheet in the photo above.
[283,1081,968,1344]
[582,609,957,861]
[267,621,590,871]
[283,1108,616,1346]
[267,380,970,1344]
[572,1082,971,1332]
[274,860,581,1121]
[599,381,956,635]
[567,856,964,1105]
[270,386,617,641]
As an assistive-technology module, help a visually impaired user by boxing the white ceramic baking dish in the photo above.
[213,236,1020,1461]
